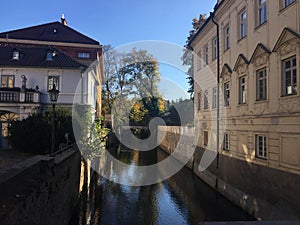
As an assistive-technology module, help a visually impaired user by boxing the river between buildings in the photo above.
[70,147,254,225]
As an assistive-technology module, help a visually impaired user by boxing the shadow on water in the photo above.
[70,146,254,225]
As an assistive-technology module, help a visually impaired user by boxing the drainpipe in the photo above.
[210,12,220,190]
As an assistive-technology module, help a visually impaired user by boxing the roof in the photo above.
[0,22,100,45]
[0,45,86,69]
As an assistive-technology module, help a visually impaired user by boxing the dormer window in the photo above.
[46,51,53,61]
[12,50,20,60]
[78,52,90,59]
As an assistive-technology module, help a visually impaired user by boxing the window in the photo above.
[197,92,201,110]
[1,75,15,88]
[282,56,297,96]
[239,10,247,39]
[204,90,209,109]
[204,131,208,146]
[223,133,230,150]
[78,52,90,59]
[197,51,202,71]
[48,76,60,91]
[224,82,230,107]
[212,87,217,109]
[256,135,267,159]
[224,25,230,50]
[239,76,247,104]
[205,45,209,65]
[257,0,267,26]
[212,37,217,60]
[1,122,9,138]
[280,0,296,9]
[12,50,20,60]
[46,51,53,61]
[256,68,267,100]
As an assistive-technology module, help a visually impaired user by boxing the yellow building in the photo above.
[188,0,300,220]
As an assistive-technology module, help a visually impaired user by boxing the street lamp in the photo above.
[48,84,60,154]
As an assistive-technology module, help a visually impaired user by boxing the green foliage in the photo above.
[9,108,74,154]
[72,104,110,159]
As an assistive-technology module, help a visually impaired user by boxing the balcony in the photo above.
[0,87,40,103]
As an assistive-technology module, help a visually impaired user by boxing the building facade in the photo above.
[188,0,300,220]
[0,17,103,148]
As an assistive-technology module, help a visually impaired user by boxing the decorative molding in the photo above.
[279,39,298,56]
[254,55,268,67]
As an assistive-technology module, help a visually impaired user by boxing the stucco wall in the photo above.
[0,147,81,225]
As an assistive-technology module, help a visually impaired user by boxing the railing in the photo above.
[0,89,40,103]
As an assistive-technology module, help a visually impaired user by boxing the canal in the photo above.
[70,147,254,225]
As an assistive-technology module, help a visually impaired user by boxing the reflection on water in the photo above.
[70,147,254,225]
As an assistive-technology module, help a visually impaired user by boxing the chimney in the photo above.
[61,14,67,26]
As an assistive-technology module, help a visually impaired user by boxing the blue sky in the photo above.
[0,0,216,99]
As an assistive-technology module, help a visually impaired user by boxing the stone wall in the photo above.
[0,146,81,225]
[157,126,300,220]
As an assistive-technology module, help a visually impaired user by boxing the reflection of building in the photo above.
[0,16,103,148]
[188,0,300,220]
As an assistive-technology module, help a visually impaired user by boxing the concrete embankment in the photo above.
[158,126,300,221]
[0,146,81,225]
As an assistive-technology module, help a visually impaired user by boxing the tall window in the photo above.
[282,56,297,96]
[223,133,230,150]
[204,90,209,109]
[256,68,267,100]
[258,0,267,25]
[197,92,201,111]
[281,0,296,9]
[212,37,217,60]
[212,87,217,109]
[239,76,247,104]
[1,75,14,88]
[48,76,60,91]
[239,10,247,39]
[224,82,230,107]
[256,135,267,159]
[205,45,209,65]
[224,25,230,50]
[204,131,208,146]
[197,50,202,71]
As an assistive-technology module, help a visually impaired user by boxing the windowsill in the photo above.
[255,99,268,103]
[238,36,247,43]
[223,149,230,152]
[279,1,297,13]
[255,21,267,30]
[255,155,267,161]
[238,103,247,106]
[280,93,298,99]
[224,47,230,53]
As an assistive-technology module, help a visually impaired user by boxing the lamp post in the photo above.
[48,84,60,154]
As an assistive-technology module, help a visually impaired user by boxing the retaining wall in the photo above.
[0,147,81,225]
[158,126,300,220]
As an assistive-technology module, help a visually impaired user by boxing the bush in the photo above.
[9,109,74,155]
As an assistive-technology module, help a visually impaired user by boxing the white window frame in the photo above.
[1,75,15,88]
[204,90,209,109]
[256,68,267,101]
[48,76,60,91]
[205,45,209,65]
[197,50,202,71]
[255,134,267,159]
[239,10,247,39]
[239,76,247,104]
[223,133,230,150]
[224,25,230,50]
[212,87,217,109]
[197,92,201,111]
[258,0,267,26]
[78,52,90,59]
[212,37,217,60]
[282,56,297,96]
[224,82,230,107]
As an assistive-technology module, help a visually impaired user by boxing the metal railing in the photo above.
[0,90,40,103]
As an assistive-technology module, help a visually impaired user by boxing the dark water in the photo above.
[70,147,254,225]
